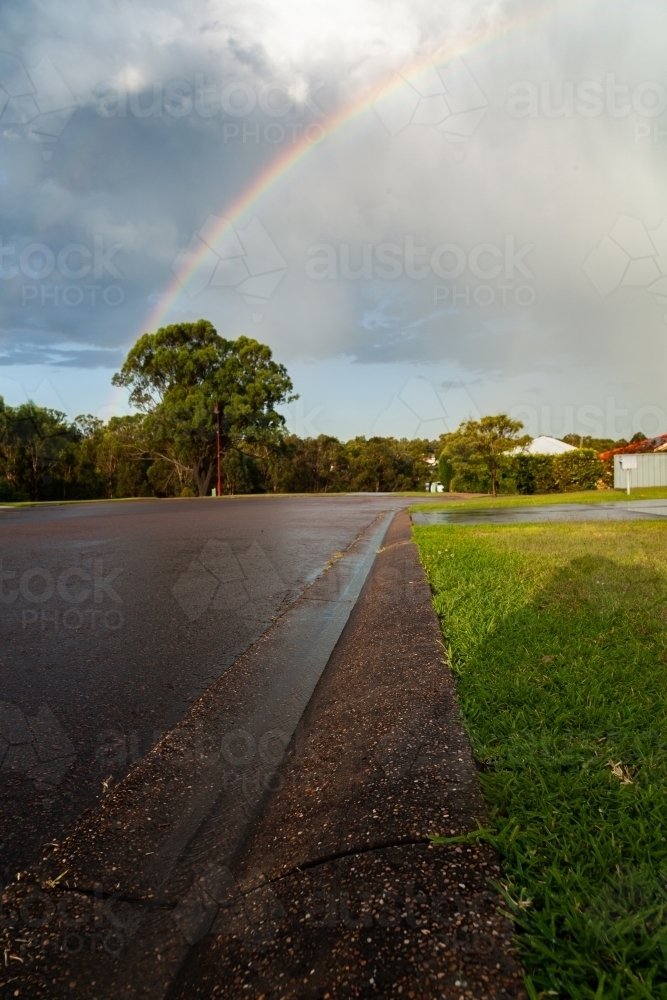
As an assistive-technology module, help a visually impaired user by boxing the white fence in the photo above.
[614,453,667,488]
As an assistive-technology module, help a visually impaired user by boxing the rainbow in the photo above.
[137,1,562,342]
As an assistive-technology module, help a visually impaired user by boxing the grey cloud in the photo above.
[0,338,125,368]
[0,0,664,433]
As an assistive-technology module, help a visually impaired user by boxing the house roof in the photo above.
[516,435,577,456]
[599,434,667,461]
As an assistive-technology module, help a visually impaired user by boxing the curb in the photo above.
[169,512,526,999]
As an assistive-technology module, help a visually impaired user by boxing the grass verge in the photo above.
[411,486,667,513]
[414,521,667,999]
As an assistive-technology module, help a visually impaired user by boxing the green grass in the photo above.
[411,486,667,513]
[414,521,667,999]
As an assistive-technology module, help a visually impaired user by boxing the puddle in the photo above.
[412,501,667,526]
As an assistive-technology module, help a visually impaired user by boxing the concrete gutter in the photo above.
[168,512,526,999]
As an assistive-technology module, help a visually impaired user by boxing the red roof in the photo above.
[599,434,667,461]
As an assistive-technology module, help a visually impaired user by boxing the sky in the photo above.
[0,0,666,442]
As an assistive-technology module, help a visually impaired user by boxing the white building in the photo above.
[514,435,577,456]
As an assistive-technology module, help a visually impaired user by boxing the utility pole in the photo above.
[214,400,222,497]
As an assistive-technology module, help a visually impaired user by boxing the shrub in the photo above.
[513,454,558,494]
[450,468,491,493]
[553,448,604,492]
[512,449,603,494]
[0,479,26,502]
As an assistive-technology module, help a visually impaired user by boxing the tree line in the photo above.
[0,321,638,502]
[436,418,645,495]
[0,322,445,501]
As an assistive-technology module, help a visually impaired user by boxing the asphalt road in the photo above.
[0,494,434,884]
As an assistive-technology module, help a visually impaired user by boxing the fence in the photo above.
[614,453,667,489]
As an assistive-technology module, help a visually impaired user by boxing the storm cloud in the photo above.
[0,0,665,439]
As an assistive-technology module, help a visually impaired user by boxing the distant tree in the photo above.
[345,437,396,492]
[0,401,74,501]
[268,435,347,493]
[112,321,297,496]
[438,451,454,491]
[73,413,152,498]
[342,437,432,492]
[445,415,529,497]
[562,433,632,454]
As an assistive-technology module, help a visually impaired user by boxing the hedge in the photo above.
[513,448,604,494]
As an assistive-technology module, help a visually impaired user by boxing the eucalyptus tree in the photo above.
[112,320,297,495]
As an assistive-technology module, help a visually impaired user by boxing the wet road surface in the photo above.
[412,499,667,525]
[0,494,437,883]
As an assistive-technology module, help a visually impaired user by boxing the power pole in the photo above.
[214,400,222,497]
